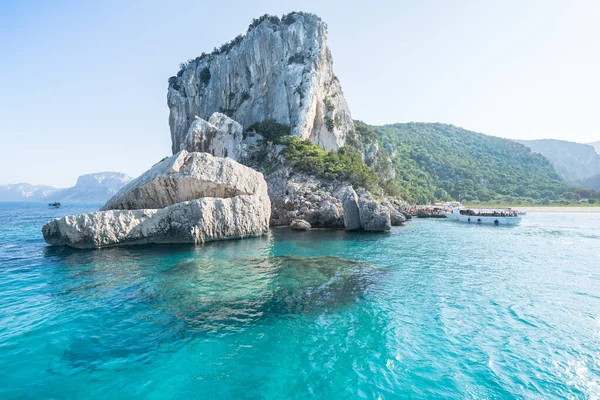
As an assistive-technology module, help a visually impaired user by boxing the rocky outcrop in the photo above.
[290,219,311,231]
[267,174,404,231]
[102,150,266,211]
[43,152,270,248]
[381,200,408,225]
[357,192,392,231]
[167,12,353,154]
[181,113,244,160]
[337,185,361,230]
[42,196,269,249]
[268,174,344,228]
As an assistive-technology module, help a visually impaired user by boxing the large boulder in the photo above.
[42,196,269,249]
[43,151,271,248]
[101,150,266,211]
[336,185,361,230]
[358,194,391,232]
[381,200,407,226]
[289,219,311,231]
[181,113,244,160]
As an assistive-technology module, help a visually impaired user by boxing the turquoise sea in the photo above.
[1,202,599,399]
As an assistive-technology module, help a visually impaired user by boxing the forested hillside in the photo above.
[365,122,597,204]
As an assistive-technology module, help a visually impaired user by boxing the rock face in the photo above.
[102,150,266,211]
[337,185,361,230]
[43,152,270,248]
[268,174,344,228]
[358,193,392,231]
[167,12,353,154]
[181,113,244,160]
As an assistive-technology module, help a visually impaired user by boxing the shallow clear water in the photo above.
[1,202,599,399]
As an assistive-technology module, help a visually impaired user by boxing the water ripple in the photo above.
[0,205,599,398]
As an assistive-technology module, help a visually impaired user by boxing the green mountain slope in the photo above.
[369,122,577,203]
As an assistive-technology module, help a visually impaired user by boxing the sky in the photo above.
[1,0,599,187]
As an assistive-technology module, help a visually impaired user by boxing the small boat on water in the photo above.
[450,207,521,225]
[48,202,61,208]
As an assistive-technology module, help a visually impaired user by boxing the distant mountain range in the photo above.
[0,172,132,203]
[516,139,600,190]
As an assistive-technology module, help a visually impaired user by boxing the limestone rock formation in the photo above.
[336,185,361,230]
[381,200,407,226]
[267,174,403,231]
[42,196,270,249]
[167,12,353,154]
[358,194,392,232]
[102,150,267,211]
[181,113,244,160]
[290,219,311,231]
[268,174,344,228]
[43,152,270,248]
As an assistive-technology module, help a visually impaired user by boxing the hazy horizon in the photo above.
[1,0,599,187]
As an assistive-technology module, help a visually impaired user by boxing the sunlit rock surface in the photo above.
[167,12,353,153]
[42,151,270,248]
[101,150,267,211]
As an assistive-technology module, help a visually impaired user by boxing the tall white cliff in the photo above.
[167,12,353,154]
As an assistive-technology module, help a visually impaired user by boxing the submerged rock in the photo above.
[43,151,270,248]
[158,255,382,330]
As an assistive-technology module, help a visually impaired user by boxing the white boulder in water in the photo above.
[42,151,270,248]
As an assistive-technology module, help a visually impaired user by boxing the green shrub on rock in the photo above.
[200,67,211,85]
[247,119,291,143]
[280,137,382,192]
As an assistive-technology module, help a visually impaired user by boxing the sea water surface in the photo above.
[1,202,599,399]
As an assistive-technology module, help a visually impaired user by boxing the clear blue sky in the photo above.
[1,0,599,187]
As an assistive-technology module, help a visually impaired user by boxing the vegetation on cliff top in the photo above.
[168,12,320,88]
